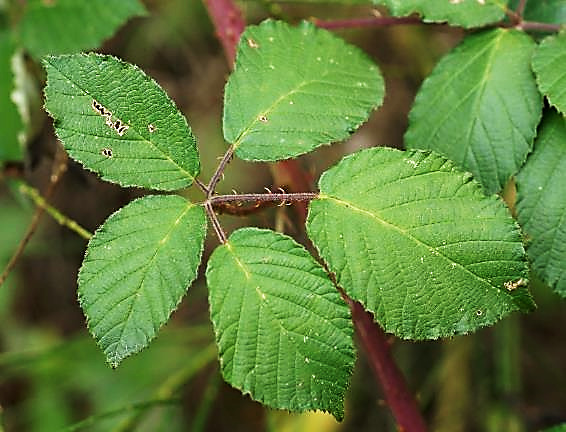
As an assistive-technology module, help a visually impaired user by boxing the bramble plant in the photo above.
[2,0,566,428]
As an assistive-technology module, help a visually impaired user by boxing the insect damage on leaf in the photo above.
[91,99,129,136]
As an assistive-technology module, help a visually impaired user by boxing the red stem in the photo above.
[202,0,245,65]
[349,300,427,432]
[203,3,427,429]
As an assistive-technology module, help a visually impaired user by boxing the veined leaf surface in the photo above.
[79,195,207,367]
[405,29,542,194]
[307,147,535,340]
[533,31,566,116]
[516,111,566,298]
[19,0,147,59]
[206,228,355,420]
[223,19,384,161]
[372,0,508,28]
[44,54,199,190]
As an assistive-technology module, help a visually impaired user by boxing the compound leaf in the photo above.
[223,19,384,161]
[372,0,508,28]
[19,0,147,59]
[307,147,535,340]
[79,195,207,367]
[44,53,200,191]
[533,31,566,116]
[516,111,566,298]
[405,29,542,194]
[206,228,355,420]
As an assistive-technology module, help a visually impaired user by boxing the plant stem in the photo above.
[518,21,563,32]
[62,398,181,432]
[313,16,422,30]
[516,0,528,18]
[18,183,92,240]
[195,178,210,195]
[348,300,427,432]
[202,0,245,65]
[0,146,68,288]
[209,192,317,205]
[204,201,227,243]
[207,144,235,198]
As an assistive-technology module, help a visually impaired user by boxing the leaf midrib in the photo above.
[320,193,503,290]
[105,201,195,362]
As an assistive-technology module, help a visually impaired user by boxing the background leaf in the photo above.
[44,53,200,191]
[510,0,566,25]
[532,31,566,116]
[372,0,508,28]
[516,111,566,298]
[18,0,147,59]
[0,30,23,162]
[307,147,534,340]
[79,195,207,367]
[223,19,384,161]
[405,29,542,194]
[206,228,355,420]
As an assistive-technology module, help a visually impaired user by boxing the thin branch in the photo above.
[209,192,317,205]
[348,300,427,432]
[62,398,181,432]
[0,145,68,288]
[313,16,422,30]
[18,183,92,240]
[516,0,528,18]
[518,20,563,32]
[195,178,210,195]
[207,144,235,198]
[204,201,227,243]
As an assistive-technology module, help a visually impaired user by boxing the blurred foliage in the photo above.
[0,0,565,431]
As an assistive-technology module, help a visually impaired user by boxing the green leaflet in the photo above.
[206,228,355,420]
[0,30,23,162]
[307,147,535,340]
[223,19,384,161]
[405,29,542,194]
[44,53,200,191]
[79,195,207,367]
[372,0,508,28]
[516,111,566,298]
[18,0,147,59]
[533,31,566,116]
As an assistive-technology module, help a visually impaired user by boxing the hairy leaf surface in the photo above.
[44,54,199,190]
[533,32,566,116]
[79,195,206,367]
[223,19,384,161]
[206,228,355,420]
[372,0,508,28]
[307,147,534,340]
[405,29,542,194]
[0,30,23,161]
[19,0,146,59]
[516,111,566,298]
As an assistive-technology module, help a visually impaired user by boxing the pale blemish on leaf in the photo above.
[504,278,527,292]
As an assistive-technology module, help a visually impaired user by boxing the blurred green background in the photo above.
[0,0,565,430]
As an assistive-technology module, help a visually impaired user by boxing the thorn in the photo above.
[277,187,286,194]
[264,187,273,194]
